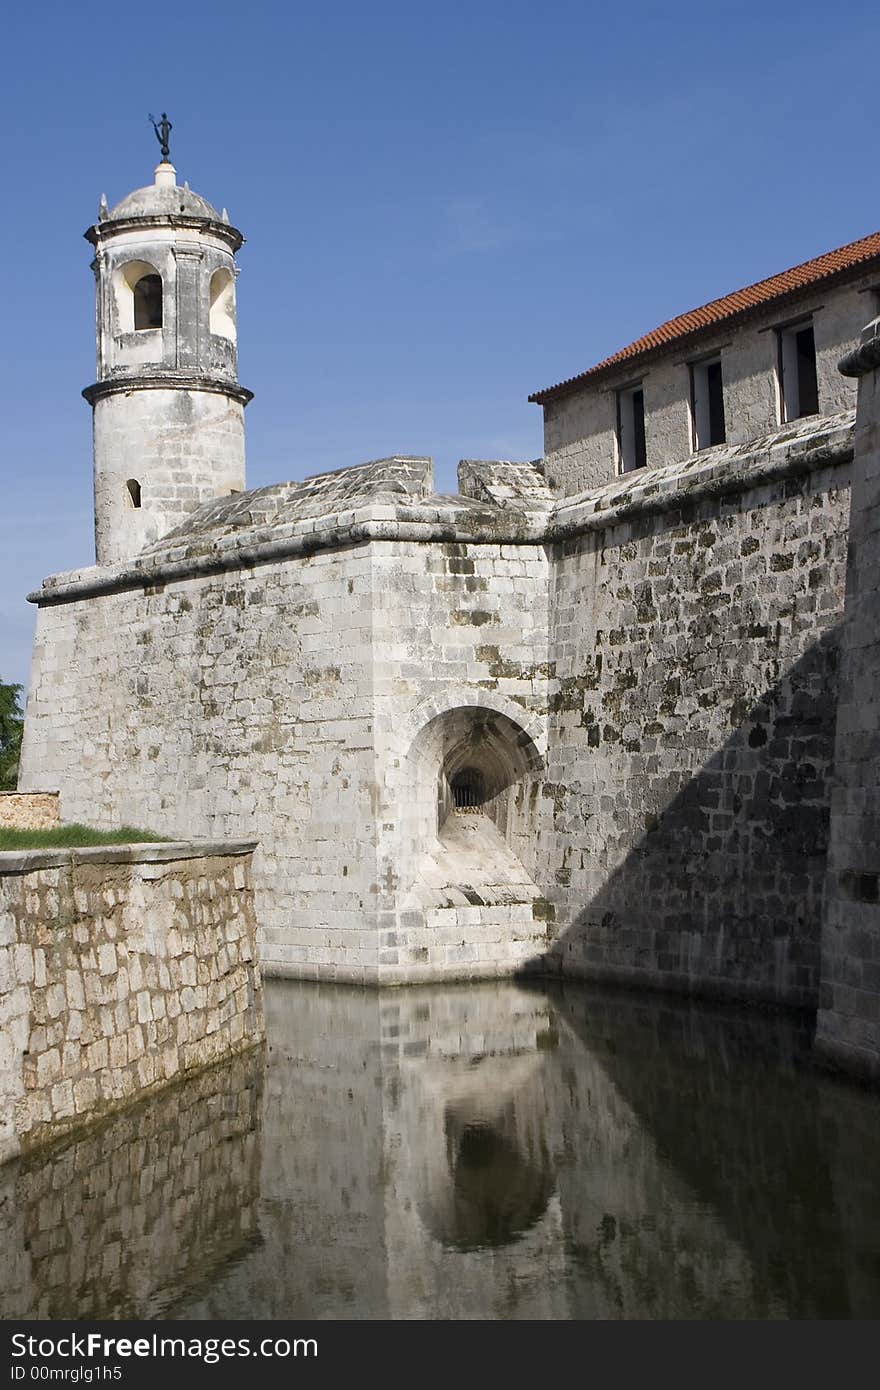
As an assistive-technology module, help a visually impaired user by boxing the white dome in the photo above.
[108,163,220,221]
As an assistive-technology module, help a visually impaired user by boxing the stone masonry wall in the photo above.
[20,548,379,979]
[0,841,262,1162]
[0,793,59,831]
[534,416,853,1006]
[92,387,247,565]
[816,329,880,1080]
[20,492,552,982]
[18,438,863,1000]
[370,537,551,982]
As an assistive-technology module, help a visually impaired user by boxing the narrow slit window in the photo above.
[690,356,726,450]
[617,385,647,472]
[133,274,163,331]
[126,478,142,509]
[778,319,819,421]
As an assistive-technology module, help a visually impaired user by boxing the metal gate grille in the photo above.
[451,769,485,809]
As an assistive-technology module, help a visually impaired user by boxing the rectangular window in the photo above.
[778,319,819,421]
[617,384,647,472]
[690,356,726,450]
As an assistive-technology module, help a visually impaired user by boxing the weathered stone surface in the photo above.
[0,842,263,1161]
[0,793,59,831]
[19,456,554,983]
[19,418,853,997]
[529,419,851,1007]
[816,334,880,1081]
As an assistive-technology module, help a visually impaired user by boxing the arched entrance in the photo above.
[401,703,545,909]
[422,705,543,837]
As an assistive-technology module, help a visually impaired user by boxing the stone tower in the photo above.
[83,159,253,565]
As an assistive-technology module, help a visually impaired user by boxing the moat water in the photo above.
[2,977,880,1320]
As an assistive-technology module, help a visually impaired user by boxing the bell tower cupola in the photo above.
[84,123,253,565]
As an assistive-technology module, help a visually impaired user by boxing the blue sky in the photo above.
[3,0,879,691]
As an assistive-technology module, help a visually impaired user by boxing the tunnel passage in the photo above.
[431,707,542,837]
[400,703,545,903]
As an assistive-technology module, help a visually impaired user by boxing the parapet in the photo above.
[26,417,854,607]
[457,459,552,516]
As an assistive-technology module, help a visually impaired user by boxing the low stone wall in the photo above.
[0,840,263,1163]
[0,793,59,831]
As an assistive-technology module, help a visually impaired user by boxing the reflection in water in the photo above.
[0,1047,263,1321]
[1,978,880,1319]
[440,1108,555,1251]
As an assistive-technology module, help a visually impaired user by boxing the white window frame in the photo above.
[777,316,819,423]
[689,353,726,452]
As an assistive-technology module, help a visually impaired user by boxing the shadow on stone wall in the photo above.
[545,980,880,1318]
[0,1046,264,1320]
[531,632,840,1007]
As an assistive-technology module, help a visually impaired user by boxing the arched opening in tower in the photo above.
[209,268,236,340]
[133,274,163,330]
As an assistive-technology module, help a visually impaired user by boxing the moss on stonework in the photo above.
[532,898,556,922]
[729,694,758,728]
[474,644,552,681]
[451,609,494,626]
[549,671,601,713]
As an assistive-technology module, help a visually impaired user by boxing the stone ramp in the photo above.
[413,810,541,907]
[384,814,550,981]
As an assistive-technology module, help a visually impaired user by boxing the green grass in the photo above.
[0,824,169,851]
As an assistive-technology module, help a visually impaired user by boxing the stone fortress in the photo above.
[16,151,880,1081]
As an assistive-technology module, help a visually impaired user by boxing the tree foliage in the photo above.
[0,680,24,791]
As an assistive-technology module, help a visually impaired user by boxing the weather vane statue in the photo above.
[149,112,172,162]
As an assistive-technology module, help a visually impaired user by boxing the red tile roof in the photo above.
[529,230,880,405]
